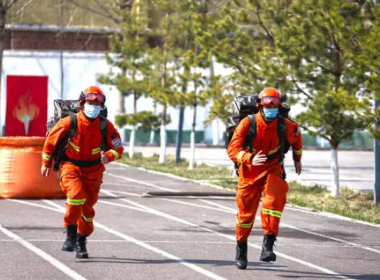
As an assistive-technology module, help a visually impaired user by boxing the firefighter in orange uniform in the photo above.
[227,88,302,269]
[41,86,124,259]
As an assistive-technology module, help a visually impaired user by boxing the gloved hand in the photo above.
[41,165,51,177]
[251,150,267,166]
[101,151,109,164]
[294,161,302,175]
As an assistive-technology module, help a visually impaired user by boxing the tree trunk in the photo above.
[119,68,127,114]
[159,61,167,164]
[150,101,157,145]
[159,106,167,164]
[129,126,136,158]
[129,92,137,158]
[330,147,340,198]
[189,104,197,170]
[0,5,6,136]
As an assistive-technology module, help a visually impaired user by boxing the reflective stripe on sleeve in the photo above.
[294,149,303,155]
[262,208,282,218]
[109,149,119,159]
[66,198,86,205]
[237,151,246,164]
[42,152,52,161]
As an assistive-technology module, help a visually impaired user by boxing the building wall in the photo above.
[1,49,225,144]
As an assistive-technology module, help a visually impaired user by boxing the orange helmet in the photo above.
[79,86,106,106]
[258,87,281,106]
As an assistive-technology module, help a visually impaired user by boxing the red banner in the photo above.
[6,76,48,136]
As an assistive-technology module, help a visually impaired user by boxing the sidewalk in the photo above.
[128,146,374,193]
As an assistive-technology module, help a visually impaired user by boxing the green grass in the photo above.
[120,153,380,225]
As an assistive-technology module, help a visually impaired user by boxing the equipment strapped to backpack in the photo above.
[225,94,291,176]
[46,100,108,171]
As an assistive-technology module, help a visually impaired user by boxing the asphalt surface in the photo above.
[0,163,379,280]
[132,146,375,192]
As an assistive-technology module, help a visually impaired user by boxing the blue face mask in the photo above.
[263,108,278,120]
[84,104,101,119]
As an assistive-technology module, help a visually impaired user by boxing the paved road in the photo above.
[132,146,374,192]
[1,163,378,280]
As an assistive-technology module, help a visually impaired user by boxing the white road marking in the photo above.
[286,205,380,229]
[168,197,380,255]
[104,172,177,192]
[101,189,142,197]
[199,199,238,212]
[0,224,87,280]
[160,198,233,214]
[110,162,226,190]
[101,190,354,279]
[43,199,66,210]
[11,199,61,212]
[112,162,380,228]
[105,171,380,256]
[0,239,372,248]
[10,199,228,280]
[97,200,150,212]
[102,183,154,189]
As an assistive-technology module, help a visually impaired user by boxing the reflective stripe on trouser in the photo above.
[236,172,288,242]
[60,163,103,237]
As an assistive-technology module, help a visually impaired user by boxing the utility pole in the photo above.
[57,0,64,99]
[175,103,185,163]
[374,100,380,203]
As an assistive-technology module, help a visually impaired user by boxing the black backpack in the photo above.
[46,100,108,171]
[225,95,291,174]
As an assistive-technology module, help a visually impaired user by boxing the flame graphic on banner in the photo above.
[13,92,40,135]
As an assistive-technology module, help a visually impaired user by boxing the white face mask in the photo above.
[84,103,101,119]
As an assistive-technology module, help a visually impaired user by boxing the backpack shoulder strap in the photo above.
[100,115,107,150]
[277,115,287,164]
[244,114,257,153]
[68,112,77,140]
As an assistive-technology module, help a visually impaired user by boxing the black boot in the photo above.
[76,234,89,259]
[235,240,248,269]
[62,225,77,252]
[260,234,277,262]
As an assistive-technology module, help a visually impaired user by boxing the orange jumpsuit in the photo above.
[42,110,124,236]
[227,112,302,242]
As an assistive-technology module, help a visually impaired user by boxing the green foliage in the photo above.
[98,0,151,113]
[114,111,166,131]
[297,89,367,148]
[197,0,377,144]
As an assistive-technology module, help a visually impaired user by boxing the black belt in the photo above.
[63,154,101,167]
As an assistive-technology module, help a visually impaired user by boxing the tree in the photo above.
[0,0,35,135]
[197,0,374,197]
[67,0,136,113]
[146,0,183,164]
[98,0,151,158]
[297,90,367,197]
[276,0,374,197]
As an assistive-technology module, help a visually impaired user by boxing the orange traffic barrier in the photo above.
[0,137,65,199]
